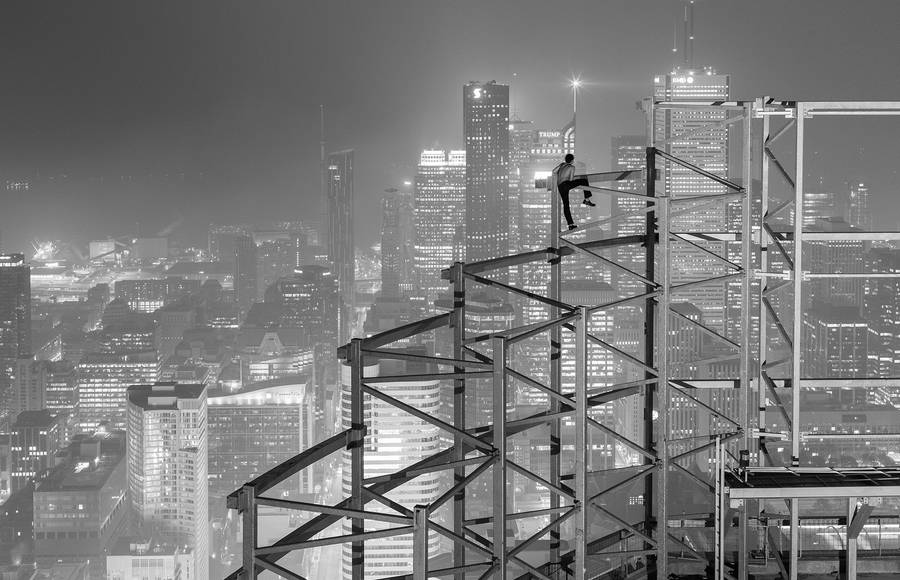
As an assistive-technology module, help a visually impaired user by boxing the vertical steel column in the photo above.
[239,485,257,580]
[847,498,858,580]
[738,103,754,580]
[450,263,467,580]
[550,161,563,568]
[790,104,804,466]
[574,306,588,580]
[789,498,800,580]
[349,338,365,580]
[714,438,723,580]
[644,145,659,578]
[655,167,671,580]
[757,106,770,462]
[414,505,429,580]
[492,336,508,580]
[789,103,805,580]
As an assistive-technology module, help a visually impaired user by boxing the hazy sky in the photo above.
[2,0,899,251]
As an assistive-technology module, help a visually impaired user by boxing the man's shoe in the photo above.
[568,224,578,231]
[583,199,596,207]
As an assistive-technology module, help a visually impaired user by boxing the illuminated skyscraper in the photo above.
[0,254,31,416]
[76,352,159,431]
[414,150,465,308]
[848,182,872,230]
[234,234,258,310]
[127,383,208,580]
[340,355,440,580]
[464,81,510,267]
[654,67,731,333]
[328,149,355,309]
[380,190,402,300]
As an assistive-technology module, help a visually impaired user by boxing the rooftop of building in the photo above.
[36,430,125,493]
[165,261,232,276]
[207,374,311,403]
[126,383,206,410]
[12,410,58,429]
[77,351,158,364]
[109,536,190,557]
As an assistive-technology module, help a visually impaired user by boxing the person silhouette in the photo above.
[552,153,595,230]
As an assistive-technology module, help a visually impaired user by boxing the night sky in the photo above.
[2,0,899,252]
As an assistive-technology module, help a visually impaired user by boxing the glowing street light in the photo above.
[570,77,582,114]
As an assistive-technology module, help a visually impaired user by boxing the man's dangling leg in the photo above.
[558,183,575,228]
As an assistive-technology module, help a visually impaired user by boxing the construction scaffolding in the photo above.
[227,98,900,580]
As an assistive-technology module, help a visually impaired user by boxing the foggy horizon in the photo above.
[2,1,900,251]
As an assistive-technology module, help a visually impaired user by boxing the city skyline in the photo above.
[2,3,900,580]
[2,1,900,252]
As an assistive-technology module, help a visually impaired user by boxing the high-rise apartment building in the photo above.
[127,383,208,580]
[414,150,466,308]
[464,81,510,267]
[327,149,355,308]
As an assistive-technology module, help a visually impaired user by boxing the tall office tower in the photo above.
[45,360,76,418]
[509,116,536,260]
[327,149,355,309]
[264,265,341,346]
[76,352,159,431]
[848,182,872,230]
[208,224,248,265]
[611,136,648,299]
[340,355,440,580]
[561,281,617,470]
[802,306,876,378]
[234,234,258,311]
[653,68,731,333]
[801,190,838,227]
[155,301,198,360]
[12,357,48,416]
[33,430,129,579]
[518,124,572,325]
[465,81,510,268]
[0,254,31,412]
[257,236,302,300]
[865,249,900,377]
[9,409,62,492]
[806,218,865,307]
[127,383,209,580]
[381,190,402,299]
[414,150,466,308]
[395,185,416,296]
[207,377,314,502]
[465,293,516,427]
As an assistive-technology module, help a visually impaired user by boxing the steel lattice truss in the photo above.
[227,99,900,580]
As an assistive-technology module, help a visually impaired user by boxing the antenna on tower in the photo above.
[688,0,695,67]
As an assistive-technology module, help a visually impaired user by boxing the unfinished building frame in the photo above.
[227,99,900,580]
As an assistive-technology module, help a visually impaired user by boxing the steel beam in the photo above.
[492,336,508,580]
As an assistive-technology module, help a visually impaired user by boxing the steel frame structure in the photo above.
[227,99,900,580]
